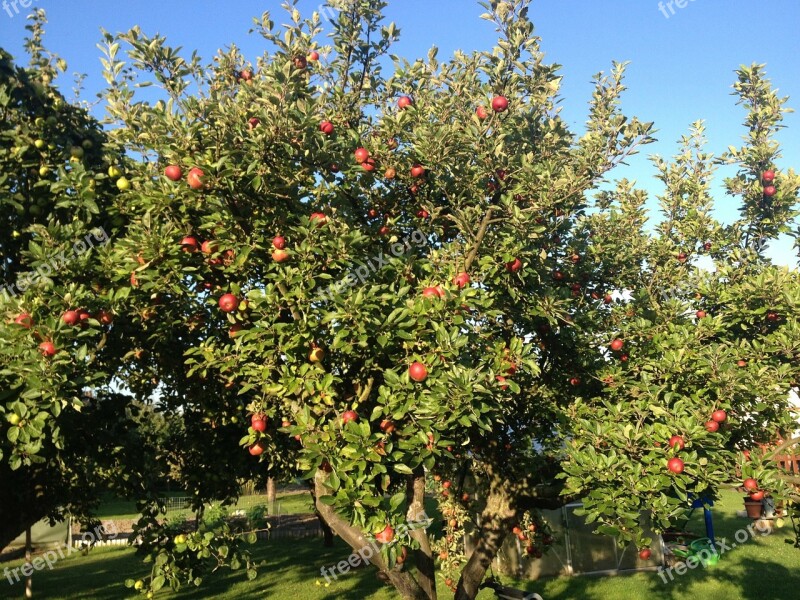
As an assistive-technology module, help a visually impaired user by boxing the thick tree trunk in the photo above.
[407,471,437,600]
[308,484,335,547]
[314,471,430,600]
[454,490,516,600]
[0,464,49,552]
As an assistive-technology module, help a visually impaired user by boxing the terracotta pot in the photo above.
[744,497,763,519]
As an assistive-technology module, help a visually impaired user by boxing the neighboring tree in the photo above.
[2,2,800,600]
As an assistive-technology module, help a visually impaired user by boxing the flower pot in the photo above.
[744,497,763,519]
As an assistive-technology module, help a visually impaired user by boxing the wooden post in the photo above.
[266,477,276,515]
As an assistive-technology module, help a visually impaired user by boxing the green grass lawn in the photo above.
[93,490,315,523]
[5,490,800,599]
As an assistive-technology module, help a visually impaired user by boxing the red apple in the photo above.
[342,410,358,424]
[416,209,430,219]
[743,478,758,492]
[319,121,334,135]
[677,252,688,263]
[354,147,370,163]
[239,69,253,81]
[696,310,706,319]
[610,339,624,352]
[98,310,114,325]
[668,435,685,450]
[476,105,488,120]
[251,415,267,432]
[218,293,239,313]
[201,240,218,254]
[229,324,244,338]
[766,311,779,322]
[603,294,613,304]
[384,167,396,179]
[667,457,684,474]
[422,285,444,299]
[491,96,508,112]
[293,56,307,70]
[762,170,776,183]
[763,185,777,197]
[749,490,765,501]
[272,249,290,263]
[711,409,727,423]
[14,313,33,328]
[248,443,264,457]
[704,241,712,251]
[380,420,396,434]
[187,167,204,190]
[180,236,199,253]
[320,459,333,473]
[376,524,395,544]
[453,272,470,289]
[272,236,286,249]
[411,164,425,178]
[164,165,183,181]
[704,420,720,432]
[409,362,428,382]
[569,377,580,386]
[638,548,652,560]
[361,157,376,172]
[308,50,320,62]
[310,212,327,226]
[38,341,57,357]
[737,359,747,367]
[78,310,91,324]
[505,258,522,273]
[62,310,80,326]
[397,96,413,110]
[378,225,390,236]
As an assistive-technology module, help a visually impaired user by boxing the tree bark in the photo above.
[407,471,437,600]
[454,489,516,600]
[266,477,276,514]
[314,471,429,599]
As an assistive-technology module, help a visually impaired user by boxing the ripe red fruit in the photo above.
[251,415,267,432]
[239,69,254,81]
[704,420,720,432]
[749,490,765,501]
[293,56,307,70]
[411,164,425,178]
[218,293,239,313]
[98,310,114,325]
[766,311,779,322]
[248,117,260,129]
[380,420,396,434]
[453,272,470,289]
[180,236,199,253]
[376,525,395,544]
[422,286,445,299]
[668,435,685,450]
[610,339,624,352]
[164,165,183,181]
[272,249,290,263]
[319,121,334,135]
[711,409,727,423]
[342,410,358,424]
[14,313,33,328]
[308,51,320,62]
[476,105,488,120]
[186,167,204,190]
[442,481,452,489]
[397,96,413,109]
[310,212,327,226]
[272,236,286,250]
[763,185,777,197]
[677,252,688,263]
[491,96,508,112]
[62,310,80,326]
[38,341,57,357]
[248,443,264,457]
[78,310,91,324]
[704,241,712,251]
[737,359,747,367]
[667,457,684,474]
[696,310,707,319]
[505,258,522,273]
[201,240,218,255]
[762,170,776,183]
[569,377,580,386]
[743,478,758,492]
[229,324,244,338]
[416,209,430,219]
[639,549,652,560]
[409,362,428,382]
[378,225,390,236]
[320,460,333,473]
[354,147,370,163]
[361,157,377,172]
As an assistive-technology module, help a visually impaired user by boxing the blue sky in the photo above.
[2,0,799,263]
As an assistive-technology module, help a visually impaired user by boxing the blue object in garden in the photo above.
[689,496,717,553]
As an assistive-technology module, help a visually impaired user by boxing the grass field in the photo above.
[4,491,800,599]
